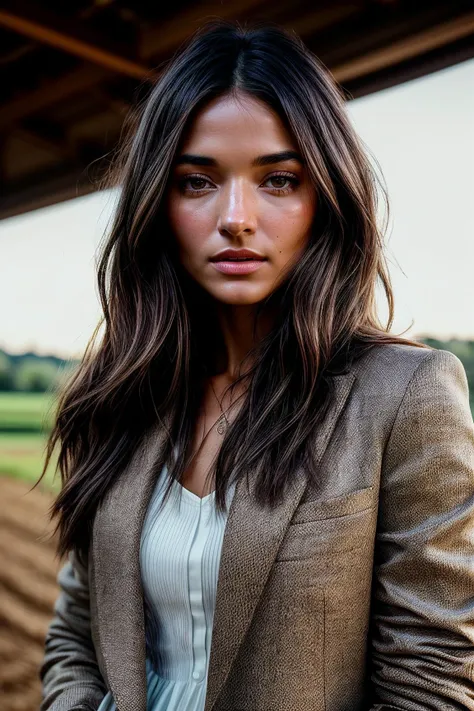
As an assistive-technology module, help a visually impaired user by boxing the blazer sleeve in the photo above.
[40,548,107,711]
[368,348,474,711]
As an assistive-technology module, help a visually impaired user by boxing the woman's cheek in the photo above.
[170,205,210,255]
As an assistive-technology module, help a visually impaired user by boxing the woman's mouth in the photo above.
[210,259,267,275]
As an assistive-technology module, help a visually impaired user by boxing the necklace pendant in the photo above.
[216,414,227,435]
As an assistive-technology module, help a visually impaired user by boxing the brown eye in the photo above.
[178,174,215,194]
[269,175,290,188]
[262,172,299,193]
[189,177,208,190]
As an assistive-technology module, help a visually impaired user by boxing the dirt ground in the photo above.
[0,476,60,711]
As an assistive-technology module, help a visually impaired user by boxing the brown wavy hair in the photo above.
[39,19,427,560]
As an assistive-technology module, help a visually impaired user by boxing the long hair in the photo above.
[40,20,427,561]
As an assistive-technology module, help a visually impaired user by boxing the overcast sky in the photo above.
[1,57,473,359]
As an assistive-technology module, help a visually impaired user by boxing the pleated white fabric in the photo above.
[97,457,237,711]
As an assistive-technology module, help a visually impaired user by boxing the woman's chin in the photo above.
[208,285,272,306]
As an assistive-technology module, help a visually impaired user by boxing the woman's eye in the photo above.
[180,175,214,192]
[268,176,289,188]
[263,173,299,192]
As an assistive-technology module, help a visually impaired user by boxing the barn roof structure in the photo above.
[1,0,473,220]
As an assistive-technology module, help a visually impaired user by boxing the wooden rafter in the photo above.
[1,1,472,133]
[0,65,110,131]
[332,9,474,82]
[0,0,268,130]
[0,1,151,80]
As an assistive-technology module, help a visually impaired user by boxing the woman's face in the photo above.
[166,92,317,306]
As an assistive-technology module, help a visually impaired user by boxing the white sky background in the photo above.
[1,57,473,359]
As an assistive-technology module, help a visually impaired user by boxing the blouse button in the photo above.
[193,671,201,680]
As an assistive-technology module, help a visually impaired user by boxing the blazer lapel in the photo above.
[204,370,357,711]
[91,417,170,711]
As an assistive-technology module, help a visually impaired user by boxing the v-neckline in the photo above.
[172,476,216,504]
[169,443,217,504]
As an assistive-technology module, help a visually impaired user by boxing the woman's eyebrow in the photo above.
[175,150,304,167]
[253,151,303,167]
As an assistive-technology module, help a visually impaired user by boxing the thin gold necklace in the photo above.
[209,378,232,435]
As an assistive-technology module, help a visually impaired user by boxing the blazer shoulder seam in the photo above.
[381,348,436,459]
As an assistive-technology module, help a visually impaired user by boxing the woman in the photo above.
[39,20,474,711]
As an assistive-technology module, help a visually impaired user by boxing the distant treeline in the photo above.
[1,339,473,409]
[0,349,79,394]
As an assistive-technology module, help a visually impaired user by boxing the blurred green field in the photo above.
[0,391,56,431]
[0,392,59,489]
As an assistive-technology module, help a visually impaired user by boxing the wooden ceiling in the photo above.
[1,0,473,220]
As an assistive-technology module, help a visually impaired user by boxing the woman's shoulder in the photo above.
[351,341,466,387]
[347,342,470,426]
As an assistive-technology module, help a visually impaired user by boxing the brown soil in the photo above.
[0,476,60,711]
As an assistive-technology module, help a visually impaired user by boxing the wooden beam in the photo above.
[282,2,363,38]
[0,1,472,133]
[0,167,98,220]
[0,144,113,220]
[13,116,79,160]
[332,10,474,82]
[12,127,71,159]
[0,65,109,131]
[0,0,267,130]
[0,136,7,188]
[345,32,474,99]
[0,1,151,80]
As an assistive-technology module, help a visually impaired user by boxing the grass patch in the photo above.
[0,391,56,432]
[0,432,59,490]
[0,391,59,490]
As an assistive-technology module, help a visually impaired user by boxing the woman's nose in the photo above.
[217,180,257,238]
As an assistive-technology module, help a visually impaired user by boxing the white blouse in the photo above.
[97,457,237,711]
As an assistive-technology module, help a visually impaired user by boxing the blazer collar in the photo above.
[91,370,356,711]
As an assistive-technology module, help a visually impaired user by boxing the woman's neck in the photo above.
[212,302,276,380]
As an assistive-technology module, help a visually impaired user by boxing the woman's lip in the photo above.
[210,259,267,275]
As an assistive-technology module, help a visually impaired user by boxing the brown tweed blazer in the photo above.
[40,344,474,711]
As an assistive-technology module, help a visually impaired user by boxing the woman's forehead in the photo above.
[178,94,298,162]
